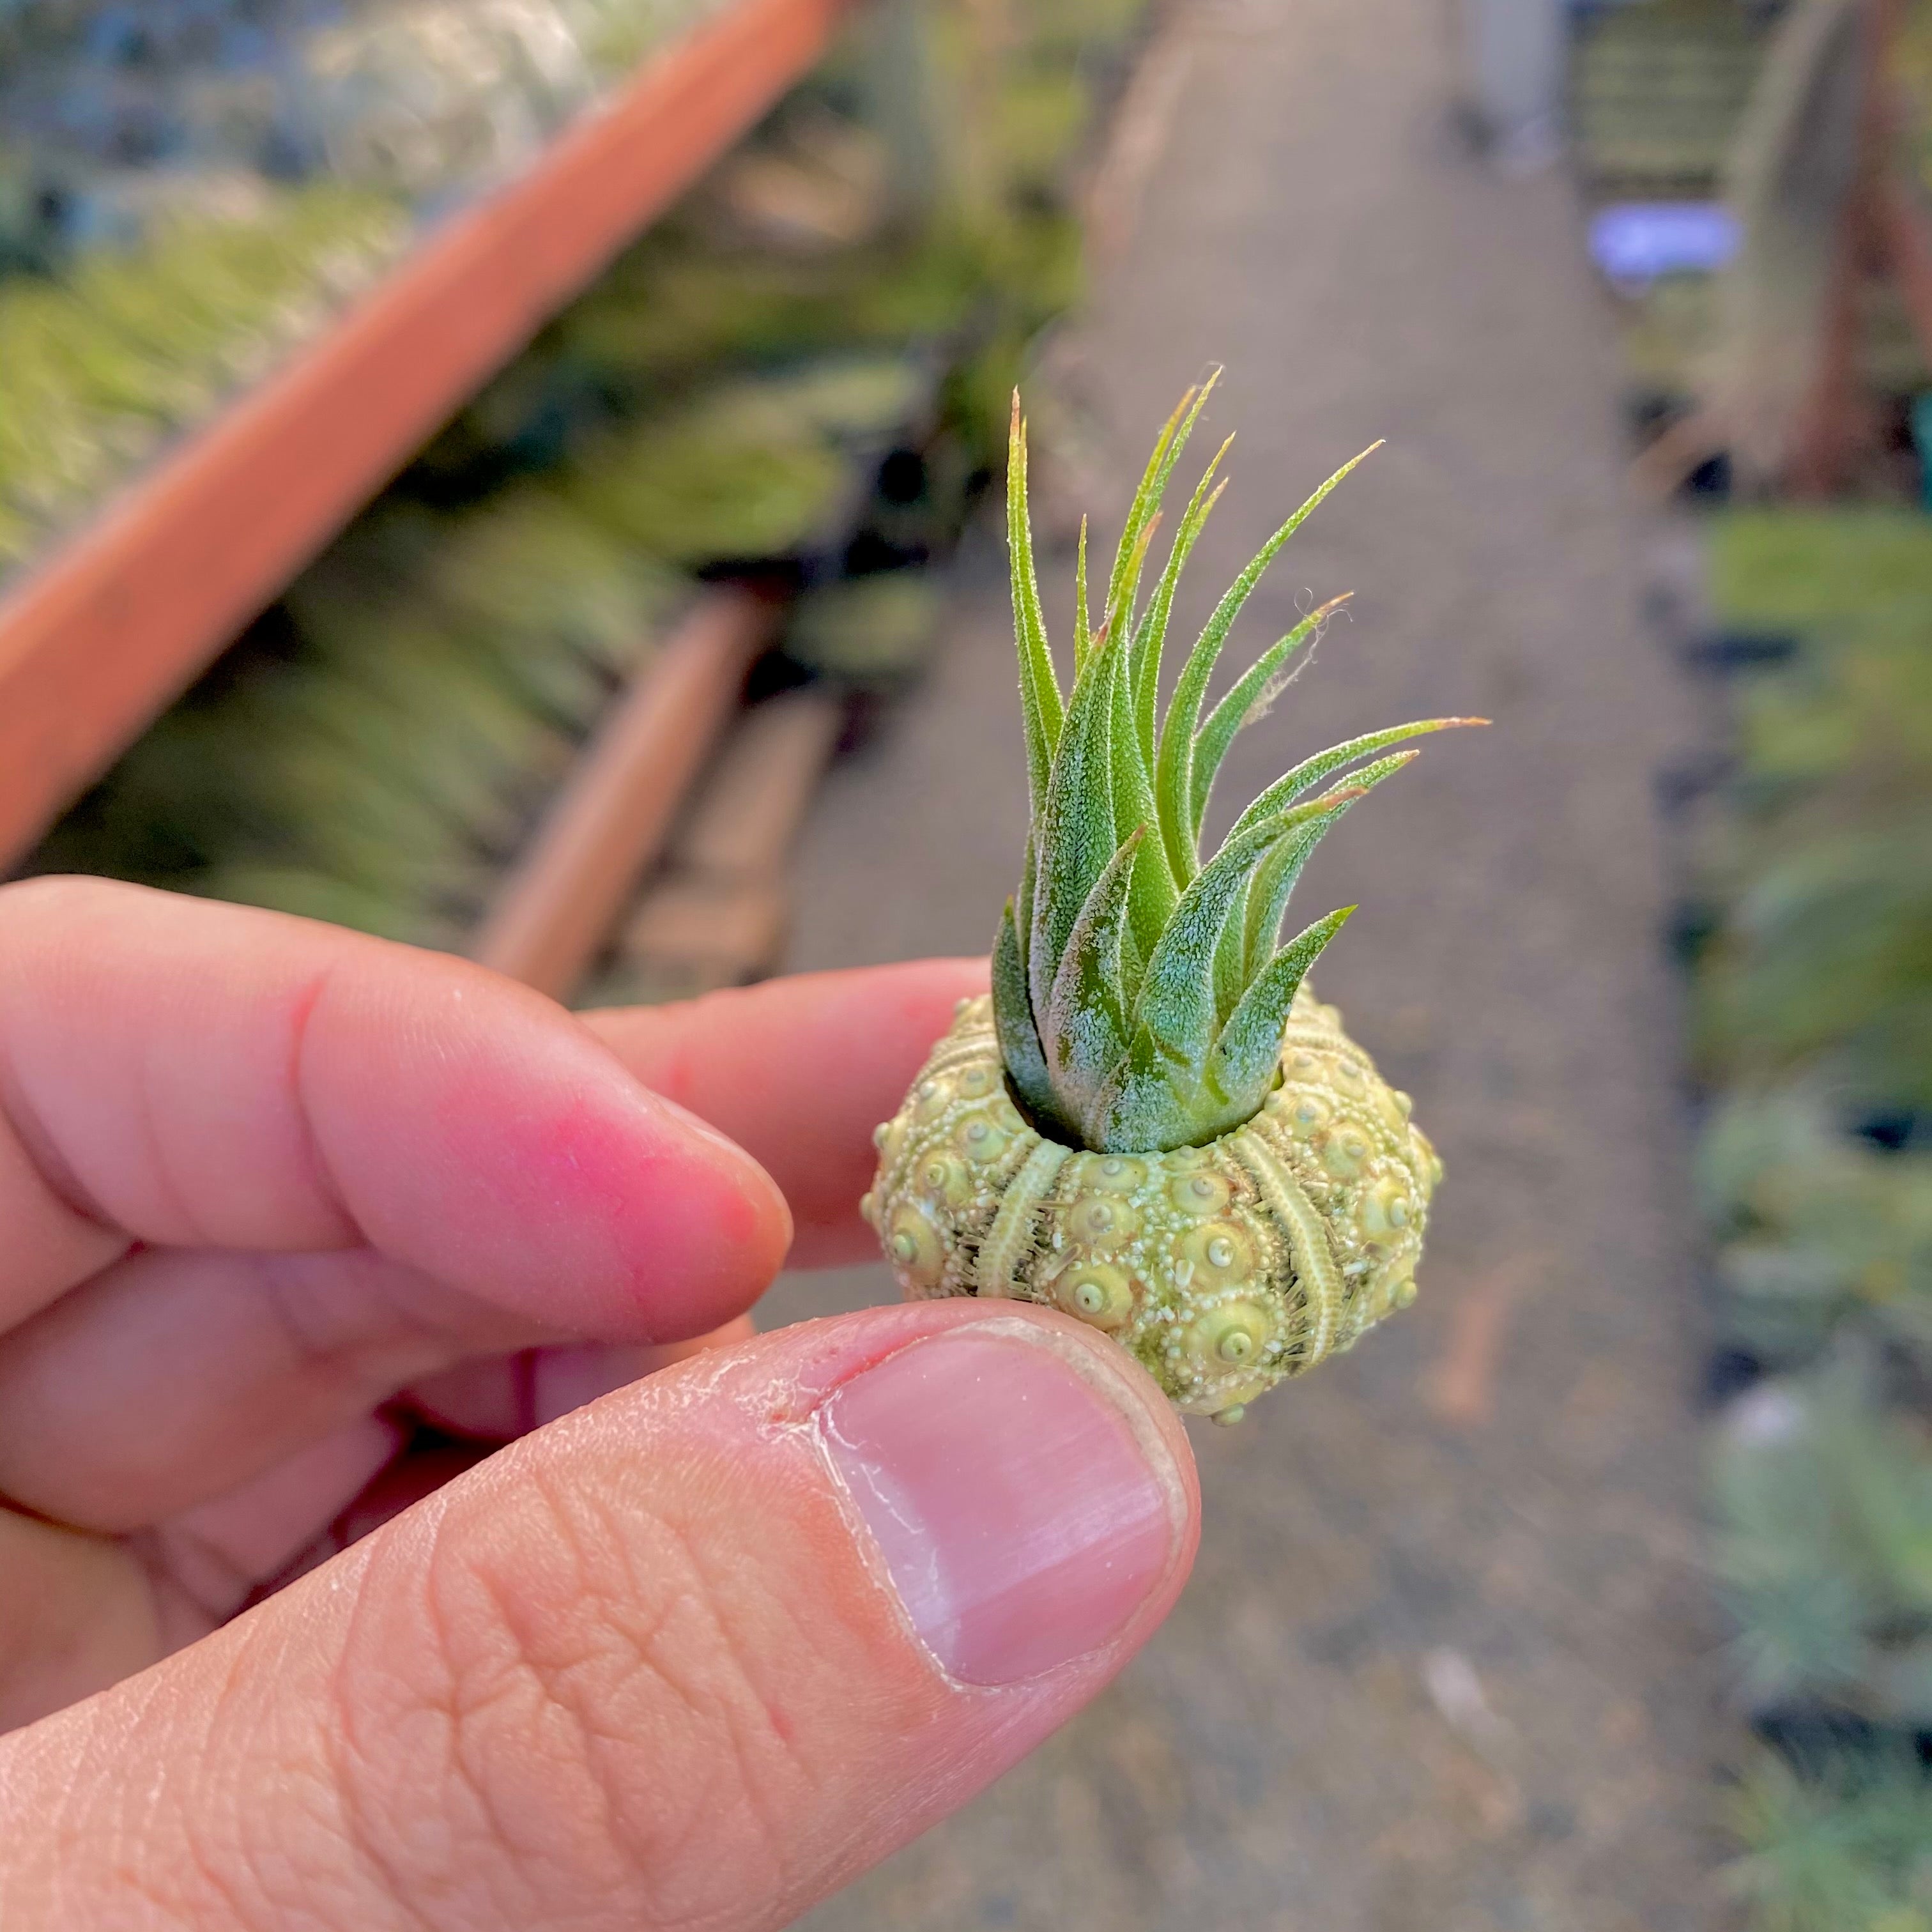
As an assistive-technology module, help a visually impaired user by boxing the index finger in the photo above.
[0,878,790,1338]
[582,957,988,1268]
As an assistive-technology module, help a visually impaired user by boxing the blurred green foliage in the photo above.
[1569,0,1768,197]
[1701,1085,1932,1367]
[0,185,406,576]
[783,567,945,686]
[1726,1745,1932,1932]
[1710,512,1932,629]
[1693,505,1932,1925]
[1694,514,1932,1105]
[1713,1358,1932,1727]
[35,486,687,949]
[30,0,1155,959]
[561,357,928,562]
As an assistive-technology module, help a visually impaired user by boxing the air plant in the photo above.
[864,376,1480,1420]
[1724,1742,1932,1932]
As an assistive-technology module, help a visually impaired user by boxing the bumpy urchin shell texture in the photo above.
[864,988,1441,1421]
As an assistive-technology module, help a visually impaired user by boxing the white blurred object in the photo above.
[305,0,595,203]
[1422,1648,1514,1754]
[1460,0,1564,171]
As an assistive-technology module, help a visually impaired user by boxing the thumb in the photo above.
[0,1301,1199,1932]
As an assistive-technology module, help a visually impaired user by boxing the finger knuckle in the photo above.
[331,1468,817,1928]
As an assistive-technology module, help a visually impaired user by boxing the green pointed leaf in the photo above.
[1124,797,1347,1084]
[1209,907,1356,1114]
[1107,592,1177,965]
[1211,880,1250,1026]
[1240,750,1414,981]
[1101,372,1218,647]
[1188,594,1350,843]
[1130,443,1231,775]
[993,898,1058,1126]
[1209,768,1378,1028]
[1030,625,1123,1027]
[1105,510,1162,656]
[1007,397,1062,822]
[1225,716,1485,848]
[1087,1061,1193,1154]
[1044,827,1144,1124]
[1100,395,1183,640]
[1072,515,1092,677]
[1015,830,1036,986]
[1153,444,1378,881]
[1117,893,1145,1008]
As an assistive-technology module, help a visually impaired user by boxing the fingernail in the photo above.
[818,1326,1181,1685]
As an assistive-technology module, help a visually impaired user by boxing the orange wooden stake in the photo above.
[471,590,774,1002]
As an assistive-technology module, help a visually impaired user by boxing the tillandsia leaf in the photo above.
[1153,443,1382,880]
[1105,374,1217,656]
[1207,779,1372,1025]
[993,898,1059,1127]
[1016,831,1035,984]
[1030,616,1124,1029]
[1240,749,1415,980]
[1045,827,1146,1116]
[1073,516,1092,674]
[1195,748,1419,1039]
[1124,795,1351,1091]
[1107,584,1179,964]
[1208,907,1357,1116]
[1189,594,1352,845]
[1225,716,1487,848]
[1131,445,1232,775]
[1006,399,1063,824]
[1211,877,1253,1027]
[1107,512,1163,663]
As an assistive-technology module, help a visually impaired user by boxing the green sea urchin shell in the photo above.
[864,988,1441,1421]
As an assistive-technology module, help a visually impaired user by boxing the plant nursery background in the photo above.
[4,0,1931,1926]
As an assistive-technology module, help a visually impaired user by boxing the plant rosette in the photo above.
[865,374,1479,1423]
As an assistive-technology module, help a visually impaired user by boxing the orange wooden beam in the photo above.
[0,0,852,871]
[1784,0,1901,496]
[1878,169,1932,367]
[470,589,772,1002]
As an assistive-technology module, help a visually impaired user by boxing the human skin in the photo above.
[0,877,1199,1931]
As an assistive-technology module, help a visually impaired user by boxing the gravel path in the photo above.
[762,1,1722,1924]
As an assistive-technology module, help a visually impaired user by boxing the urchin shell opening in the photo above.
[1000,1064,1287,1158]
[1000,1069,1082,1149]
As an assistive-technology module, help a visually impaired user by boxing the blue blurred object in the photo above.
[1910,393,1932,512]
[1588,201,1740,286]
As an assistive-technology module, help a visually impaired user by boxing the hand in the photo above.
[0,878,1198,1929]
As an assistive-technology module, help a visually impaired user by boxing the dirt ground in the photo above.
[758,0,1724,1924]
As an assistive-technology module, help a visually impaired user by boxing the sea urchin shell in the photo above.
[864,987,1440,1422]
